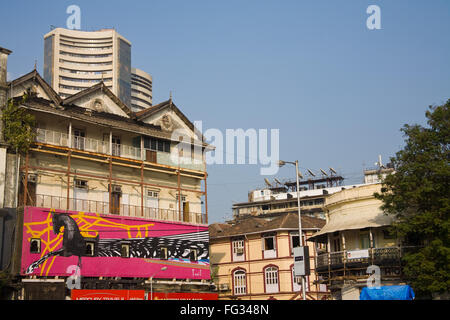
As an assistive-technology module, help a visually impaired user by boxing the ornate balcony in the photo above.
[315,247,420,282]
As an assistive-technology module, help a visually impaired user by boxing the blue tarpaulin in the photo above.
[360,285,415,300]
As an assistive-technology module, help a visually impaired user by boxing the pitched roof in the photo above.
[8,69,62,106]
[135,99,172,118]
[209,212,326,239]
[137,98,213,150]
[8,69,212,150]
[62,82,135,119]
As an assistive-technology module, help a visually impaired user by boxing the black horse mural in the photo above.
[25,213,209,274]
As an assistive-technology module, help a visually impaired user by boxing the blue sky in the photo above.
[1,0,449,223]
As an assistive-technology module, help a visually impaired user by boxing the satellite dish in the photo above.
[298,171,304,179]
[264,178,272,187]
[274,178,282,185]
[307,169,316,177]
[330,167,337,174]
[320,168,328,176]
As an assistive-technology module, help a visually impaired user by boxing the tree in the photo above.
[1,94,36,154]
[375,100,450,297]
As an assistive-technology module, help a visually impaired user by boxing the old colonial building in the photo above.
[209,212,330,300]
[308,183,413,300]
[0,47,214,299]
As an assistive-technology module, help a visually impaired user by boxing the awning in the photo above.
[307,207,393,243]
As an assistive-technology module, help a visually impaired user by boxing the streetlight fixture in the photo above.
[150,266,168,300]
[278,159,306,301]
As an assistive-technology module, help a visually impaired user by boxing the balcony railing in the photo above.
[35,194,206,224]
[35,128,205,171]
[316,247,419,271]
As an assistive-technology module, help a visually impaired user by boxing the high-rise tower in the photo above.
[43,28,132,106]
[131,67,152,112]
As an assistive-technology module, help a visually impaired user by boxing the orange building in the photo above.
[209,212,330,300]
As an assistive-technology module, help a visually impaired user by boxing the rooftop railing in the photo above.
[316,247,419,271]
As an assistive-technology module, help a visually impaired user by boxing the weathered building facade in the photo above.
[209,212,330,300]
[308,183,413,300]
[0,48,214,299]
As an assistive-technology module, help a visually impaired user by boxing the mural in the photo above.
[21,207,210,279]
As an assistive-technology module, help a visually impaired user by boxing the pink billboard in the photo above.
[21,207,210,279]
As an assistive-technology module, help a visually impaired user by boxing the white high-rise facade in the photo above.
[43,28,132,106]
[131,68,153,112]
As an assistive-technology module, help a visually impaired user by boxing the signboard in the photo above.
[71,289,146,300]
[21,207,210,280]
[347,249,370,260]
[151,292,218,300]
[293,246,310,276]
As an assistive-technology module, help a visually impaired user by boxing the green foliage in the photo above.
[375,100,450,296]
[1,94,36,154]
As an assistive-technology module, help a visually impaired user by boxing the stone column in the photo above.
[0,47,12,208]
[0,47,12,145]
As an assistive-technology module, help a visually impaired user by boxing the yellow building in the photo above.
[1,64,215,299]
[308,183,411,300]
[209,212,330,300]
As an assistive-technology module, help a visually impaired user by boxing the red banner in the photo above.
[150,292,218,300]
[71,289,146,300]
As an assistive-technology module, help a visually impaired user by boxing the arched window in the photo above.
[233,269,246,295]
[264,266,279,293]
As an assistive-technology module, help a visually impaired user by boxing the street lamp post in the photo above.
[278,160,306,301]
[150,266,168,300]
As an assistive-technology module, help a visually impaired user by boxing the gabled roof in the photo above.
[8,69,62,106]
[209,212,326,239]
[136,98,206,144]
[62,82,135,119]
[8,69,212,150]
[135,99,172,118]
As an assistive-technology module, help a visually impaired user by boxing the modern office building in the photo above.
[43,28,132,106]
[131,67,153,112]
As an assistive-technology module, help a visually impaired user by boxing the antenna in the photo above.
[307,169,316,177]
[320,168,328,176]
[375,155,385,169]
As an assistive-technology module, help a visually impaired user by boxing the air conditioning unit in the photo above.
[112,185,122,193]
[28,174,37,183]
[219,283,230,291]
[75,179,88,189]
